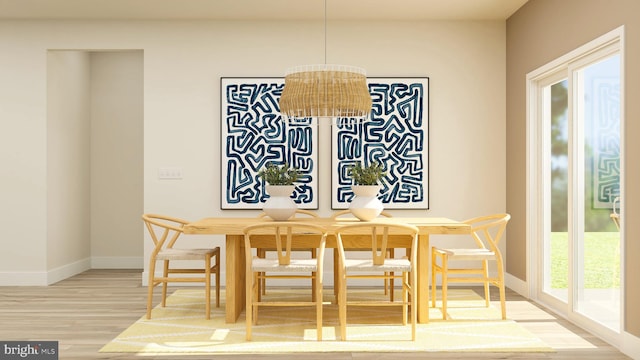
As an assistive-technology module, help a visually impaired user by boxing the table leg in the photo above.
[225,234,245,323]
[417,233,430,323]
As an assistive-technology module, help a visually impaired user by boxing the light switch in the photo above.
[158,167,183,179]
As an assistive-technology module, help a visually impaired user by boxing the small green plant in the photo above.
[349,161,386,186]
[258,162,301,185]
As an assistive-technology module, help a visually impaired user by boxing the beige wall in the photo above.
[0,19,506,286]
[90,51,144,268]
[507,0,640,336]
[47,51,92,281]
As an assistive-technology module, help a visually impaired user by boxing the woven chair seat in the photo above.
[252,258,318,272]
[156,248,218,261]
[434,248,495,261]
[343,258,411,272]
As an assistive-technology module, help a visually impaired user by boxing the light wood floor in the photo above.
[0,269,631,360]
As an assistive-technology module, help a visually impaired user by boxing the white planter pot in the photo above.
[263,185,297,221]
[349,185,384,221]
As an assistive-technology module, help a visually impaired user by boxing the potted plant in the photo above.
[258,162,301,186]
[347,161,387,221]
[258,163,301,220]
[349,161,386,186]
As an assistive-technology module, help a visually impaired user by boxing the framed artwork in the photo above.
[220,77,318,209]
[332,77,429,209]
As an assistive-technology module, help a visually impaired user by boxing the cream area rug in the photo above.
[100,288,553,354]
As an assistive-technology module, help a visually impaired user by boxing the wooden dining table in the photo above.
[183,216,470,324]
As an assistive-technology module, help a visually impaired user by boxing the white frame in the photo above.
[526,26,625,347]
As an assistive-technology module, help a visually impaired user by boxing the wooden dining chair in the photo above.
[143,214,220,320]
[610,196,620,230]
[431,213,510,320]
[243,222,327,341]
[257,209,319,298]
[331,210,396,300]
[335,222,419,341]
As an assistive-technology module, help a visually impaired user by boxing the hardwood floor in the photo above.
[0,269,630,359]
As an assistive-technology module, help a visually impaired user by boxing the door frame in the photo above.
[525,25,625,346]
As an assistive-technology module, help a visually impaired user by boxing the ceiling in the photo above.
[0,0,529,21]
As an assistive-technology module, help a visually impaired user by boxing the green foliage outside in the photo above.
[550,232,620,289]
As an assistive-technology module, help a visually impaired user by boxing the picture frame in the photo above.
[331,77,430,209]
[220,77,318,210]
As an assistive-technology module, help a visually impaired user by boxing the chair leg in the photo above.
[311,249,317,301]
[338,269,347,341]
[205,254,211,320]
[246,270,253,340]
[482,260,490,308]
[388,248,395,302]
[402,271,408,325]
[410,267,417,341]
[257,249,266,297]
[441,254,448,320]
[146,260,156,319]
[215,253,221,308]
[498,267,507,320]
[431,249,437,308]
[315,273,323,341]
[161,260,169,307]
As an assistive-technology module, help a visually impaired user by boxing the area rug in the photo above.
[100,288,553,354]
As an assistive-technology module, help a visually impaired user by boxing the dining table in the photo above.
[183,216,470,324]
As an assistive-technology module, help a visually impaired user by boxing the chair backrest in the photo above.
[463,213,511,253]
[331,209,392,219]
[243,222,327,266]
[611,197,620,230]
[335,222,419,265]
[258,209,319,219]
[142,214,190,255]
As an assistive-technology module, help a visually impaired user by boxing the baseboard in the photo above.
[91,256,144,269]
[47,258,91,285]
[622,331,640,360]
[0,258,92,286]
[504,272,529,298]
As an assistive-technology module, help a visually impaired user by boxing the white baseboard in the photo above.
[0,258,92,286]
[504,272,529,298]
[91,256,144,269]
[0,257,143,286]
[622,331,640,360]
[47,258,91,285]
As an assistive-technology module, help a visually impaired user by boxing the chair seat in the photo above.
[434,247,495,261]
[156,248,219,261]
[344,258,411,272]
[252,257,319,272]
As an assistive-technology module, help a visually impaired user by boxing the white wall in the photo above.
[46,51,92,283]
[90,51,144,269]
[0,19,506,286]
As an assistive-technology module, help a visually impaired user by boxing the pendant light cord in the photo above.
[324,0,327,65]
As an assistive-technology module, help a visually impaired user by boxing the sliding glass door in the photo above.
[528,28,623,345]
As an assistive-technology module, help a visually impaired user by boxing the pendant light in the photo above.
[279,0,372,122]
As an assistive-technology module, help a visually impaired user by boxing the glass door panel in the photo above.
[575,54,621,331]
[543,79,569,303]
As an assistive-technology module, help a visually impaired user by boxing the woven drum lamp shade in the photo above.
[279,64,372,120]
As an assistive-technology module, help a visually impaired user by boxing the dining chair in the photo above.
[431,213,511,320]
[335,222,419,341]
[331,210,396,300]
[610,196,620,230]
[243,221,327,341]
[143,213,220,320]
[257,209,319,298]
